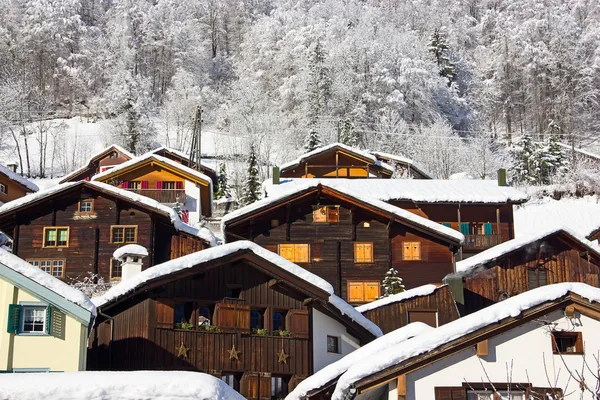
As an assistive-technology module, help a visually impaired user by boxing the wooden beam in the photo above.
[496,208,501,240]
[476,339,488,356]
[286,203,291,241]
[397,374,407,400]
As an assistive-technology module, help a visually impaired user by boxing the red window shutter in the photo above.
[141,181,148,189]
[181,210,189,223]
[155,181,162,189]
[175,181,183,189]
[120,181,128,188]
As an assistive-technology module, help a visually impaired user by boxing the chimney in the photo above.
[272,166,280,185]
[113,245,148,281]
[497,168,507,187]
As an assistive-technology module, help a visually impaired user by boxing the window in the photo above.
[199,306,211,325]
[467,390,524,400]
[28,259,65,278]
[7,304,65,336]
[347,281,380,303]
[128,181,142,189]
[110,258,122,279]
[271,376,289,398]
[327,335,340,353]
[402,242,421,261]
[225,285,242,298]
[110,225,137,244]
[552,332,583,354]
[0,183,6,195]
[22,306,46,333]
[273,311,285,331]
[250,310,264,329]
[162,181,176,189]
[459,222,470,235]
[408,310,438,328]
[527,267,547,289]
[278,244,310,263]
[78,200,94,213]
[221,373,241,392]
[354,243,374,263]
[313,206,340,223]
[43,227,69,248]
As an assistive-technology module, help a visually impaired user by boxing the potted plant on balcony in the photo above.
[275,329,291,337]
[252,328,268,336]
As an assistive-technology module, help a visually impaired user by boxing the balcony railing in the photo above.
[124,189,185,204]
[463,234,502,250]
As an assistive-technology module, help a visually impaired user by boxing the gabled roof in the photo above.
[330,282,600,399]
[265,178,529,205]
[93,241,382,338]
[59,144,134,183]
[0,164,39,193]
[355,284,441,313]
[0,181,216,246]
[223,181,464,245]
[280,143,395,175]
[367,150,433,179]
[454,227,600,276]
[149,147,216,174]
[0,248,96,323]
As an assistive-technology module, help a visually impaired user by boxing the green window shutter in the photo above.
[45,306,52,335]
[442,222,451,228]
[7,304,21,334]
[459,223,470,235]
[49,308,66,340]
[484,223,493,235]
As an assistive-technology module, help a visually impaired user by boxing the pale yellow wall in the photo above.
[0,277,88,372]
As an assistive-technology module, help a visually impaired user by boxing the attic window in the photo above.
[0,183,6,195]
[552,332,583,354]
[79,199,94,213]
[313,206,340,223]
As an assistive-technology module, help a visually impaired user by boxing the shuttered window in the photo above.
[348,281,380,303]
[527,268,547,289]
[402,242,421,260]
[434,387,466,399]
[312,206,340,223]
[408,310,438,327]
[354,242,374,263]
[459,223,470,235]
[278,244,310,263]
[483,223,493,235]
[7,304,64,337]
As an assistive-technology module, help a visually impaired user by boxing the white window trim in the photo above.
[18,302,48,336]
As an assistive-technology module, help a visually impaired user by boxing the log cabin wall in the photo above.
[359,286,460,334]
[463,237,600,314]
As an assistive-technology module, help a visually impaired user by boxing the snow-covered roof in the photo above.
[93,241,382,337]
[280,143,395,174]
[0,248,96,316]
[331,282,600,399]
[287,322,432,400]
[59,144,135,182]
[265,178,528,204]
[113,244,149,260]
[454,227,600,276]
[0,181,217,246]
[150,147,216,173]
[225,181,464,244]
[367,150,433,179]
[355,284,440,313]
[0,370,244,400]
[0,164,39,192]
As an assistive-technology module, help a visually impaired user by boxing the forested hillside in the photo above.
[0,0,599,190]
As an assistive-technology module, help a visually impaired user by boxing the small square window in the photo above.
[124,227,136,243]
[327,335,340,353]
[28,259,65,278]
[21,306,46,333]
[0,183,6,195]
[51,260,64,277]
[79,200,93,213]
[313,206,340,223]
[552,331,583,354]
[402,242,421,261]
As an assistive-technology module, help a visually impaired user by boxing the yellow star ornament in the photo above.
[177,342,189,359]
[228,345,241,361]
[277,348,289,364]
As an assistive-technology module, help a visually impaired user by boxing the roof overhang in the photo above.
[59,145,134,184]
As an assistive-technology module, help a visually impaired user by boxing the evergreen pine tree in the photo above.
[547,134,568,178]
[381,268,405,298]
[303,130,322,152]
[510,133,538,185]
[242,144,261,206]
[339,118,358,147]
[214,163,231,199]
[428,28,455,86]
[308,40,332,127]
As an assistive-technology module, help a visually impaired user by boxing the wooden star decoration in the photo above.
[227,344,241,361]
[177,342,189,359]
[277,348,289,364]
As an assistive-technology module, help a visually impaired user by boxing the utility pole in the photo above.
[337,119,341,143]
[188,105,204,225]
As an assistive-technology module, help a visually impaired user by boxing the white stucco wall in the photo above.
[312,308,361,373]
[184,180,201,224]
[401,309,600,399]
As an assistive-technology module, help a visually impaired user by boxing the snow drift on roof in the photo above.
[0,164,39,192]
[113,244,149,260]
[0,370,244,400]
[0,248,96,316]
[93,241,382,337]
[287,322,431,400]
[366,150,433,178]
[355,284,440,313]
[454,226,599,275]
[265,178,528,204]
[60,144,134,182]
[225,180,463,243]
[280,143,395,173]
[332,282,600,400]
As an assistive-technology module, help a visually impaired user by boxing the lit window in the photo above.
[79,200,93,213]
[278,244,310,263]
[354,243,373,263]
[313,206,340,223]
[327,335,340,353]
[111,226,137,244]
[43,227,69,248]
[402,242,421,261]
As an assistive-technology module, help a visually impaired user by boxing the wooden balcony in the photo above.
[124,189,185,204]
[463,234,502,250]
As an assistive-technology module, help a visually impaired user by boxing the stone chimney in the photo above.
[113,244,148,281]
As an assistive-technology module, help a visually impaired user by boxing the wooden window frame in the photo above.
[110,258,122,280]
[327,335,340,353]
[353,242,374,263]
[551,331,583,355]
[78,199,94,213]
[27,258,66,278]
[312,205,340,223]
[0,183,6,195]
[402,241,421,261]
[278,243,310,263]
[347,281,380,303]
[110,225,138,244]
[42,227,70,248]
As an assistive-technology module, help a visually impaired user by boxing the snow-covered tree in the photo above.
[510,134,538,185]
[303,130,322,153]
[214,162,232,199]
[339,119,358,147]
[381,268,405,298]
[428,28,454,86]
[242,144,260,206]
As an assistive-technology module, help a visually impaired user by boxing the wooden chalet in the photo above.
[587,226,600,244]
[150,147,218,188]
[448,228,600,314]
[0,164,38,205]
[356,284,459,334]
[0,181,214,283]
[222,182,463,304]
[59,144,134,183]
[367,151,432,179]
[296,283,600,400]
[279,143,394,179]
[92,153,213,222]
[265,178,528,257]
[88,241,381,399]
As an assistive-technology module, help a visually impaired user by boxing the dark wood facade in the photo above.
[449,231,600,315]
[59,145,132,183]
[0,182,208,283]
[359,285,459,334]
[224,186,460,304]
[88,249,376,399]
